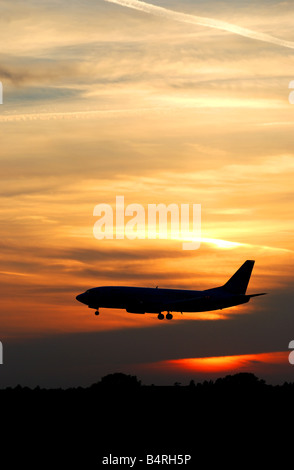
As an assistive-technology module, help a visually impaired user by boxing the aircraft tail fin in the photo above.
[222,260,255,295]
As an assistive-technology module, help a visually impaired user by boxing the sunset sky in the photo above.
[0,0,294,387]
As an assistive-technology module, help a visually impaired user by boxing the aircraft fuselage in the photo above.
[76,285,250,314]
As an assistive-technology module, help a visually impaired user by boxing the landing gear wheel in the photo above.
[157,313,164,320]
[166,312,173,320]
[95,310,100,316]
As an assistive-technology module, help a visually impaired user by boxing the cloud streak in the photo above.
[104,0,294,50]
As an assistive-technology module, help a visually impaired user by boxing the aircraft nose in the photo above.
[76,292,88,304]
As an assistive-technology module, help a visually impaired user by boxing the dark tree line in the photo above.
[1,372,294,392]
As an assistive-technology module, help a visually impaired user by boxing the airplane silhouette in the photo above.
[76,260,266,320]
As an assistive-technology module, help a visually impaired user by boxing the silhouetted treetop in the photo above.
[215,373,266,388]
[96,373,142,388]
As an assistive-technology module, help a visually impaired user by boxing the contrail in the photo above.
[104,0,294,50]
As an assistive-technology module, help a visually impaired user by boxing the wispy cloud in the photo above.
[0,63,80,86]
[105,0,294,50]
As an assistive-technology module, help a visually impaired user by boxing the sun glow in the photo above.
[166,352,288,374]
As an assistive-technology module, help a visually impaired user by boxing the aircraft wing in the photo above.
[126,294,204,313]
[160,295,205,311]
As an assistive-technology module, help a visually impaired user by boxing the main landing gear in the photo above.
[157,312,173,320]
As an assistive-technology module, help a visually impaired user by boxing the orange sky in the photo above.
[0,0,294,387]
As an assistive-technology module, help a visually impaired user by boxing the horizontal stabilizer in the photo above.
[247,293,267,298]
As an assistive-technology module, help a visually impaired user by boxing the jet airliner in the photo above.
[76,260,266,320]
